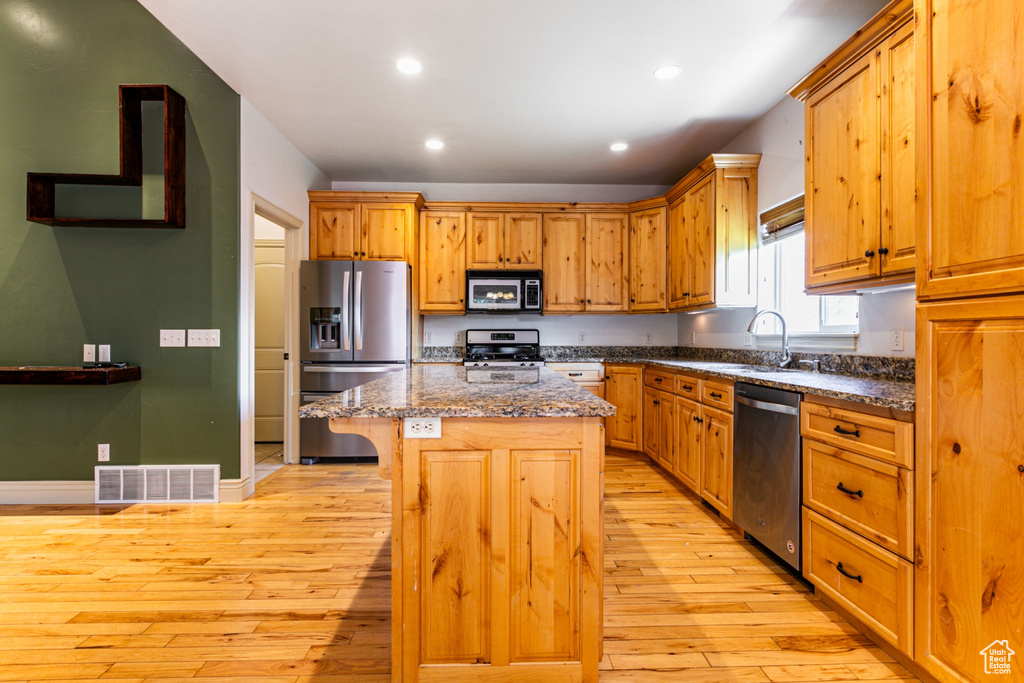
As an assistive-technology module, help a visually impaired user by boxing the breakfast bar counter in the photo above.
[300,365,612,682]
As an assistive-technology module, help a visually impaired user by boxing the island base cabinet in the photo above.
[915,296,1024,682]
[393,417,604,682]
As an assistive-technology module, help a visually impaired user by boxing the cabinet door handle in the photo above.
[878,247,889,255]
[498,256,504,262]
[605,375,611,380]
[836,482,864,498]
[630,298,636,303]
[864,249,875,258]
[653,400,660,406]
[709,391,722,399]
[836,562,863,583]
[833,425,861,437]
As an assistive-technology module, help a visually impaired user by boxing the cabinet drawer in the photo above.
[801,402,913,468]
[803,442,913,559]
[549,363,603,383]
[644,368,675,390]
[803,508,913,656]
[701,380,733,412]
[673,374,700,400]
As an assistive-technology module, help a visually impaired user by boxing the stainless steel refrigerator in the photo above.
[299,260,409,463]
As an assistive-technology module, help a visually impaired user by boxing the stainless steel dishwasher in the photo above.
[733,382,802,571]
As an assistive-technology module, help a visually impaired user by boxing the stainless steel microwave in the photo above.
[465,270,542,313]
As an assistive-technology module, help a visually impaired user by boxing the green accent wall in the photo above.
[0,0,241,480]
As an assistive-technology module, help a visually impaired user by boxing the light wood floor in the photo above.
[0,451,917,682]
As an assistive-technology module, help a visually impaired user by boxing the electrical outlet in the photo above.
[97,444,109,462]
[424,331,433,344]
[97,345,111,363]
[404,417,442,439]
[891,327,905,351]
[744,332,754,347]
[578,332,586,344]
[690,331,696,345]
[454,331,464,345]
[645,331,653,345]
[187,329,221,347]
[83,344,96,363]
[160,329,186,347]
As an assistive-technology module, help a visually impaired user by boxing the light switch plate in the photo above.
[83,344,96,363]
[160,329,186,347]
[188,329,221,347]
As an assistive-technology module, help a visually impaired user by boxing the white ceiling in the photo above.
[138,0,888,186]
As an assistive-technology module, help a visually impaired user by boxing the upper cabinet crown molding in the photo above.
[26,84,186,229]
[664,153,762,205]
[787,0,914,102]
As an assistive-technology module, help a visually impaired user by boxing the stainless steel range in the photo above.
[463,329,545,367]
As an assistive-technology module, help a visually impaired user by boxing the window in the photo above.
[755,228,859,338]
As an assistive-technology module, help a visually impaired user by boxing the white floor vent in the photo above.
[95,465,220,503]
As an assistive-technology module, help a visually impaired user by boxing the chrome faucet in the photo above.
[747,309,794,368]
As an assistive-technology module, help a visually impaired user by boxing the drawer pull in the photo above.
[836,562,863,583]
[836,482,864,498]
[709,391,722,399]
[654,377,663,383]
[833,425,861,437]
[682,384,693,391]
[568,372,583,377]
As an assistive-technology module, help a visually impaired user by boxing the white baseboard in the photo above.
[0,477,255,505]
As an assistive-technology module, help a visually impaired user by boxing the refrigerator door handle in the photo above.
[354,269,364,350]
[342,270,351,351]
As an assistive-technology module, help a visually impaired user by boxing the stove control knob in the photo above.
[483,363,489,367]
[520,362,526,366]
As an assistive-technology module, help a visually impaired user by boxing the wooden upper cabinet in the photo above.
[629,207,667,312]
[308,192,421,262]
[585,213,628,311]
[790,1,915,293]
[917,0,1024,300]
[466,212,542,270]
[667,198,689,310]
[506,213,542,269]
[542,213,586,312]
[686,175,716,307]
[666,155,759,312]
[310,202,358,260]
[419,211,466,312]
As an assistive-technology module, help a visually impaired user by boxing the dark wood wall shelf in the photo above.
[0,366,142,385]
[26,84,186,229]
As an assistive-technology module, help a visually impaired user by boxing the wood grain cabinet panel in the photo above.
[673,395,701,494]
[792,4,915,293]
[467,212,542,270]
[915,295,1024,681]
[419,211,467,312]
[700,404,734,519]
[917,0,1024,300]
[506,213,543,269]
[604,364,642,451]
[801,401,913,468]
[585,213,629,311]
[628,207,666,312]
[309,192,421,262]
[542,214,586,312]
[310,202,358,259]
[804,508,914,656]
[362,203,411,260]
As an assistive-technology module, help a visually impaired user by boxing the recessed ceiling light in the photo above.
[425,139,444,150]
[396,58,422,74]
[653,64,682,80]
[610,142,628,152]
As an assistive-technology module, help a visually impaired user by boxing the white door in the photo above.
[254,241,286,442]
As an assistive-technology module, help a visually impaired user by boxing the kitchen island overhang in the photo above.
[300,365,613,682]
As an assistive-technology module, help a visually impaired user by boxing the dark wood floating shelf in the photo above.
[26,84,185,228]
[0,365,142,385]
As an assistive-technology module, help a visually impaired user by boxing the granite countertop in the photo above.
[300,365,616,419]
[637,360,915,412]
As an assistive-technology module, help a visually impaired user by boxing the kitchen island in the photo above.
[300,365,614,682]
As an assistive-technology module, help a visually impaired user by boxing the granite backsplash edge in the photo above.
[419,345,915,381]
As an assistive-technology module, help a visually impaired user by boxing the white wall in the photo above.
[238,98,331,491]
[676,96,916,357]
[424,313,679,348]
[331,181,670,204]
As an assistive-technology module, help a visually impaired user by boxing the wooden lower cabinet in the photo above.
[673,396,700,493]
[699,404,733,518]
[396,417,603,681]
[641,385,673,469]
[604,364,641,451]
[915,296,1024,680]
